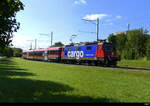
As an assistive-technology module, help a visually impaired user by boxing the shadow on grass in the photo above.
[0,78,118,103]
[0,58,15,65]
[0,58,35,77]
[0,58,118,103]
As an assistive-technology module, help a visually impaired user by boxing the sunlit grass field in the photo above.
[0,58,150,103]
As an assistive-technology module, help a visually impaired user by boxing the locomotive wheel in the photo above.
[111,61,117,67]
[104,59,110,67]
[94,61,98,66]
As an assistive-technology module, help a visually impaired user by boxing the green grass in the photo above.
[1,58,150,103]
[118,59,150,69]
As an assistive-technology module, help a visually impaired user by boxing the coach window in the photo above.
[86,46,92,51]
[36,52,39,56]
[29,52,31,56]
[34,52,37,56]
[41,52,43,56]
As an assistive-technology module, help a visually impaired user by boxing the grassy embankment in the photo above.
[0,58,150,103]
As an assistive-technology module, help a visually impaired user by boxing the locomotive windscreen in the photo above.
[103,43,113,52]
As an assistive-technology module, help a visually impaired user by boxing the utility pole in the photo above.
[96,18,99,42]
[128,24,130,31]
[127,24,130,32]
[51,32,53,46]
[27,40,34,50]
[39,31,53,47]
[35,39,37,49]
[69,35,77,44]
[126,24,130,34]
[141,27,144,35]
[82,18,100,42]
[30,42,32,50]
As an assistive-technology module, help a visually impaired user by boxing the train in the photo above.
[22,41,119,66]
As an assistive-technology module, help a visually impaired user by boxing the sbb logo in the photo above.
[67,51,84,59]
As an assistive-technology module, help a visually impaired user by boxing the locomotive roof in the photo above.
[23,47,63,53]
[25,48,47,52]
[65,41,110,47]
[47,47,62,50]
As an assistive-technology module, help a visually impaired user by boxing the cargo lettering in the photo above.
[67,51,84,59]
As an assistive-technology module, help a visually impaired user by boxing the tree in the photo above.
[108,33,127,59]
[108,28,150,60]
[2,47,13,57]
[13,48,23,57]
[146,37,150,60]
[51,42,64,47]
[0,0,24,49]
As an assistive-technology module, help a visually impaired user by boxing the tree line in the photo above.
[0,0,24,48]
[0,47,23,57]
[108,28,150,60]
[0,0,24,57]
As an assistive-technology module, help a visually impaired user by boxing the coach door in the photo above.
[44,51,48,61]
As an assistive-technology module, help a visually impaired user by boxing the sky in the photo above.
[12,0,150,51]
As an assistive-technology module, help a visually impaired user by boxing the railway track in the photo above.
[106,66,150,72]
[25,59,150,72]
[35,60,150,73]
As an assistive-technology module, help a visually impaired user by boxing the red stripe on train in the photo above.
[48,55,60,57]
[28,56,46,59]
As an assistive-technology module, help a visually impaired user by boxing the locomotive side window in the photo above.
[77,47,81,51]
[86,46,92,51]
[68,48,72,51]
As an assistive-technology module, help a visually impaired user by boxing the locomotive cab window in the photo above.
[103,44,113,52]
[86,46,92,51]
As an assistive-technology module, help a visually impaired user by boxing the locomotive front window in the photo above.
[103,45,113,52]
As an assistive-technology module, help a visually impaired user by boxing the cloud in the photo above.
[83,14,108,20]
[102,15,123,26]
[12,35,34,51]
[74,0,87,5]
[105,19,112,22]
[116,15,122,19]
[104,22,114,26]
[12,34,52,51]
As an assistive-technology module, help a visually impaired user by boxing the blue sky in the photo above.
[12,0,150,50]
